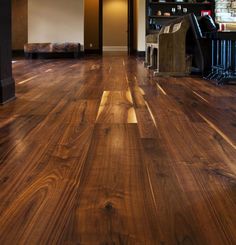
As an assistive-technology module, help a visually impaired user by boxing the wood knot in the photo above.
[104,202,114,212]
[104,127,111,135]
[0,176,9,184]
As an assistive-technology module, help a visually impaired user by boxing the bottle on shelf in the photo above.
[148,6,152,16]
[176,5,182,15]
[171,8,176,16]
[183,8,188,14]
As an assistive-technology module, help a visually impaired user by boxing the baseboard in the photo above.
[84,49,101,55]
[103,46,128,52]
[12,49,24,57]
[24,52,82,59]
[154,71,190,77]
[80,51,85,57]
[0,95,16,105]
[136,51,145,57]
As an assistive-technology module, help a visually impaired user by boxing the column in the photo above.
[0,0,15,104]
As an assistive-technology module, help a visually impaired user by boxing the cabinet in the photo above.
[146,0,215,34]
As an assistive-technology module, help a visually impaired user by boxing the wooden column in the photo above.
[0,0,15,104]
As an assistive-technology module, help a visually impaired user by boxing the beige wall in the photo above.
[103,0,128,49]
[84,0,99,50]
[84,0,142,52]
[28,0,84,48]
[12,0,28,50]
[137,0,145,51]
[27,0,145,52]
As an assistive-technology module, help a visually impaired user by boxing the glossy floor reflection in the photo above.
[0,55,236,244]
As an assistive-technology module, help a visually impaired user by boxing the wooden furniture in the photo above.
[146,14,218,76]
[146,0,215,35]
[147,15,192,76]
[205,31,236,84]
[24,42,81,59]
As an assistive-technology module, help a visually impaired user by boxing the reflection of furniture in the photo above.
[205,31,236,84]
[146,1,215,34]
[24,42,81,59]
[147,14,192,76]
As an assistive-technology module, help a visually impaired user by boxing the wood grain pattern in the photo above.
[0,55,236,244]
[96,91,137,123]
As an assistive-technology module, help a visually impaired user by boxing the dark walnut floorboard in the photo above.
[0,55,236,244]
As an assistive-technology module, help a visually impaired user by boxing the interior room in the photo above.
[0,0,236,243]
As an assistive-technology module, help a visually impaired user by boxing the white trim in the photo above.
[103,46,128,51]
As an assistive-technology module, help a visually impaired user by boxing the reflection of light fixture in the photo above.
[231,1,236,8]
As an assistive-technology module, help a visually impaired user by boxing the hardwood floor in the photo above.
[0,55,236,244]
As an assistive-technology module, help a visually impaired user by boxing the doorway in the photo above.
[102,0,128,52]
[99,0,135,54]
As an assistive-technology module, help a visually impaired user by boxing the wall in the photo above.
[12,0,28,50]
[28,0,84,48]
[215,0,236,22]
[137,0,145,52]
[84,0,99,50]
[103,0,128,50]
[27,0,145,52]
[84,0,141,52]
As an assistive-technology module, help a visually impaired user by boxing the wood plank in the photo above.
[65,124,162,244]
[0,56,235,244]
[0,123,94,244]
[96,91,137,123]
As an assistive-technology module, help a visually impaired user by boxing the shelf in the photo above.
[149,15,179,18]
[146,0,215,34]
[149,1,213,5]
